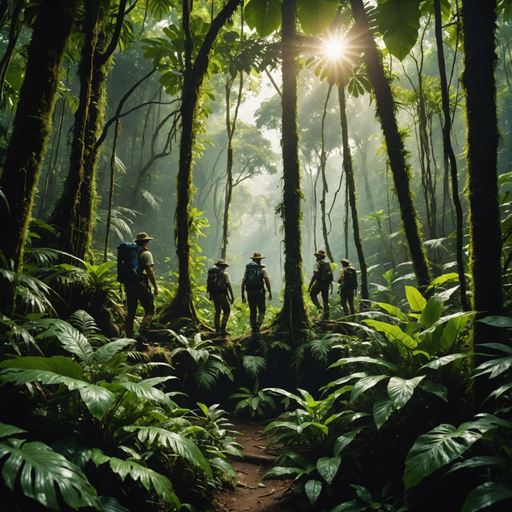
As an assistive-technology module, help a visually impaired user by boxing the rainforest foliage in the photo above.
[0,0,512,511]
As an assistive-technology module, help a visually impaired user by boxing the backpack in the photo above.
[342,267,358,290]
[317,260,334,283]
[245,262,264,291]
[117,243,145,284]
[207,267,226,295]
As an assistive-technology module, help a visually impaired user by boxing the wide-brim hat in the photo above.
[250,252,265,260]
[215,259,229,267]
[133,232,154,242]
[341,258,351,265]
[314,249,327,258]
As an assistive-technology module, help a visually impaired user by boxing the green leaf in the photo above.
[92,449,180,508]
[387,376,425,408]
[405,286,427,312]
[420,353,468,371]
[420,297,444,329]
[350,374,389,403]
[373,395,396,430]
[377,302,409,323]
[0,422,26,438]
[419,380,448,402]
[363,320,417,348]
[403,423,484,490]
[477,315,512,329]
[94,339,132,364]
[245,0,282,38]
[305,479,323,505]
[376,0,421,61]
[53,323,95,366]
[125,427,212,478]
[330,355,398,371]
[118,377,175,407]
[297,0,339,35]
[461,482,512,512]
[334,427,367,456]
[0,439,101,511]
[317,456,341,485]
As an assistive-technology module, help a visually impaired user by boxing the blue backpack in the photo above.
[117,243,144,284]
[245,262,264,291]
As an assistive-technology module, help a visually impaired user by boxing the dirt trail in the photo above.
[215,420,295,512]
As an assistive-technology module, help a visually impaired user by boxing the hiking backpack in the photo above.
[207,267,226,296]
[342,267,358,290]
[317,260,334,283]
[245,262,264,291]
[117,243,145,284]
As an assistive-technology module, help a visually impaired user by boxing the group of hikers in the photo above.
[119,232,358,347]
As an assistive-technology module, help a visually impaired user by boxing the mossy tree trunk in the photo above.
[461,0,502,364]
[276,0,310,335]
[338,75,368,301]
[434,0,469,311]
[0,0,78,272]
[350,0,431,289]
[169,0,243,321]
[49,0,125,261]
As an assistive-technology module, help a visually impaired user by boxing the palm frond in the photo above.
[69,310,101,338]
[141,189,162,211]
[242,355,267,378]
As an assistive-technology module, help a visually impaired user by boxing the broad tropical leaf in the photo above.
[330,356,399,371]
[334,427,367,456]
[245,0,282,38]
[297,0,339,35]
[363,320,417,348]
[461,482,512,512]
[387,375,425,408]
[420,353,467,371]
[405,285,427,312]
[350,374,389,403]
[94,339,132,364]
[317,456,340,485]
[0,438,101,511]
[373,395,396,430]
[419,297,444,329]
[118,376,175,407]
[305,479,323,505]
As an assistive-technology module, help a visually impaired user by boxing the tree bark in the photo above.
[0,0,78,271]
[276,0,310,335]
[461,0,502,368]
[434,0,469,311]
[350,0,431,289]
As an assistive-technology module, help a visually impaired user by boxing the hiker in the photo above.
[124,232,159,349]
[207,259,234,336]
[241,252,272,334]
[308,249,333,320]
[338,258,357,316]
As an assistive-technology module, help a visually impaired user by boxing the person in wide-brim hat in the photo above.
[341,258,351,266]
[215,259,229,267]
[250,252,265,260]
[133,232,154,242]
[314,249,327,258]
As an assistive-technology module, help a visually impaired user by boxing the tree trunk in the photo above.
[434,0,469,311]
[461,0,502,371]
[276,0,310,335]
[0,0,78,271]
[167,0,243,321]
[338,78,368,301]
[350,0,431,289]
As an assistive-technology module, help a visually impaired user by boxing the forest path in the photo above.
[214,420,295,512]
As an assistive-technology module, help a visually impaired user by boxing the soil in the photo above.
[214,420,296,512]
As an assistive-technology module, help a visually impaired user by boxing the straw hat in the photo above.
[314,249,327,258]
[341,258,351,266]
[215,259,229,267]
[133,232,154,242]
[250,252,265,260]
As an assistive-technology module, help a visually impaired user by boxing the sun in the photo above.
[325,39,344,59]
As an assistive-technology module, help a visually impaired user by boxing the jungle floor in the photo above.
[214,420,295,512]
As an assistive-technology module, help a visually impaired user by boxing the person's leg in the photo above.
[212,294,222,332]
[138,283,155,340]
[256,290,266,330]
[310,281,322,310]
[321,283,330,320]
[220,294,231,335]
[125,283,138,338]
[247,290,258,332]
[340,289,350,316]
[348,290,355,315]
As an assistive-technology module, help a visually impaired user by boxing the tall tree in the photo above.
[349,0,431,289]
[461,0,502,354]
[0,0,79,271]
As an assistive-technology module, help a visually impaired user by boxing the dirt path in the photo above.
[215,420,295,512]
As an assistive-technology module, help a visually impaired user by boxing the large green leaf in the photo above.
[330,355,399,371]
[419,380,448,402]
[305,479,323,505]
[419,297,444,329]
[118,377,175,407]
[373,395,396,430]
[245,0,282,38]
[94,339,132,364]
[403,423,485,490]
[363,320,417,348]
[317,456,341,485]
[0,438,101,511]
[0,355,83,379]
[461,482,512,512]
[350,374,389,403]
[377,302,409,323]
[0,422,26,438]
[334,427,367,456]
[0,364,115,420]
[125,426,212,477]
[387,375,425,408]
[420,353,468,371]
[477,315,512,329]
[54,323,95,366]
[405,285,427,312]
[92,449,180,509]
[297,0,338,35]
[376,0,421,61]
